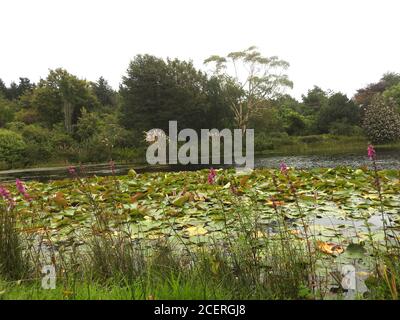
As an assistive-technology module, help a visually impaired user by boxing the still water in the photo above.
[0,149,399,183]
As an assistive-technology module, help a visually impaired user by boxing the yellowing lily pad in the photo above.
[186,226,208,237]
[316,240,344,256]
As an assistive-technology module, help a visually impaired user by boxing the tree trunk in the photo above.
[63,100,73,134]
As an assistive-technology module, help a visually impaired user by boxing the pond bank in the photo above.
[1,148,399,182]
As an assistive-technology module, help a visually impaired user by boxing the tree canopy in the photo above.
[204,46,293,132]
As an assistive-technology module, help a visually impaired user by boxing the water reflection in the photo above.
[1,149,399,183]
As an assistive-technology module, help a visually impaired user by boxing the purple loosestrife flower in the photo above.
[0,186,11,199]
[368,144,376,160]
[15,179,32,202]
[15,179,26,194]
[280,161,288,174]
[0,186,15,207]
[68,166,77,176]
[208,168,217,184]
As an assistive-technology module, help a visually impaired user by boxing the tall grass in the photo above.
[0,204,30,280]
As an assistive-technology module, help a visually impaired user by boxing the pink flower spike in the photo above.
[15,179,26,194]
[208,168,217,184]
[0,186,15,207]
[367,144,376,160]
[280,162,288,174]
[15,179,32,202]
[68,166,77,176]
[0,186,11,199]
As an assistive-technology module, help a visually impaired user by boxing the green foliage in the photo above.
[0,96,16,127]
[254,133,274,151]
[21,124,53,162]
[0,205,30,280]
[0,129,27,166]
[0,77,34,101]
[5,121,26,132]
[317,93,360,133]
[33,69,99,132]
[354,72,400,113]
[383,83,400,109]
[75,108,102,141]
[2,63,398,169]
[381,72,400,88]
[297,135,325,144]
[14,108,40,125]
[249,107,283,134]
[363,96,400,143]
[205,46,293,131]
[92,76,117,109]
[31,85,64,127]
[254,132,293,151]
[328,121,363,136]
[203,76,235,129]
[121,54,220,133]
[301,86,329,114]
[75,109,131,162]
[281,109,307,135]
[0,79,7,97]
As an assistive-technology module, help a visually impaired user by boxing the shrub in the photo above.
[328,121,363,136]
[14,108,40,125]
[0,97,15,127]
[363,96,400,143]
[298,135,324,144]
[21,125,53,163]
[317,93,360,133]
[254,134,274,151]
[5,121,26,132]
[284,111,307,135]
[0,129,27,167]
[249,107,284,134]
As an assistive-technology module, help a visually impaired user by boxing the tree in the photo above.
[204,46,293,132]
[249,106,283,135]
[203,76,234,129]
[92,77,117,108]
[0,96,16,127]
[381,72,400,88]
[76,109,130,161]
[120,54,167,132]
[301,86,329,115]
[0,129,27,167]
[0,78,34,100]
[31,85,64,128]
[363,95,400,143]
[317,93,360,133]
[0,79,7,97]
[354,72,400,113]
[32,69,99,133]
[383,83,400,110]
[283,110,307,135]
[120,55,213,133]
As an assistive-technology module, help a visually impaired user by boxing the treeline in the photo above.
[1,47,400,169]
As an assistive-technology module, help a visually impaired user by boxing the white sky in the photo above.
[1,0,399,99]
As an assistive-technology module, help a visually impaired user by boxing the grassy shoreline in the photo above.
[2,135,400,172]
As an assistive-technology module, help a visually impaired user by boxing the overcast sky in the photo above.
[1,0,399,99]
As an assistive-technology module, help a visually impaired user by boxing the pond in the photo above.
[0,149,399,183]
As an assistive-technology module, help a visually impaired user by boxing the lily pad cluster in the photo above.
[4,167,399,256]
